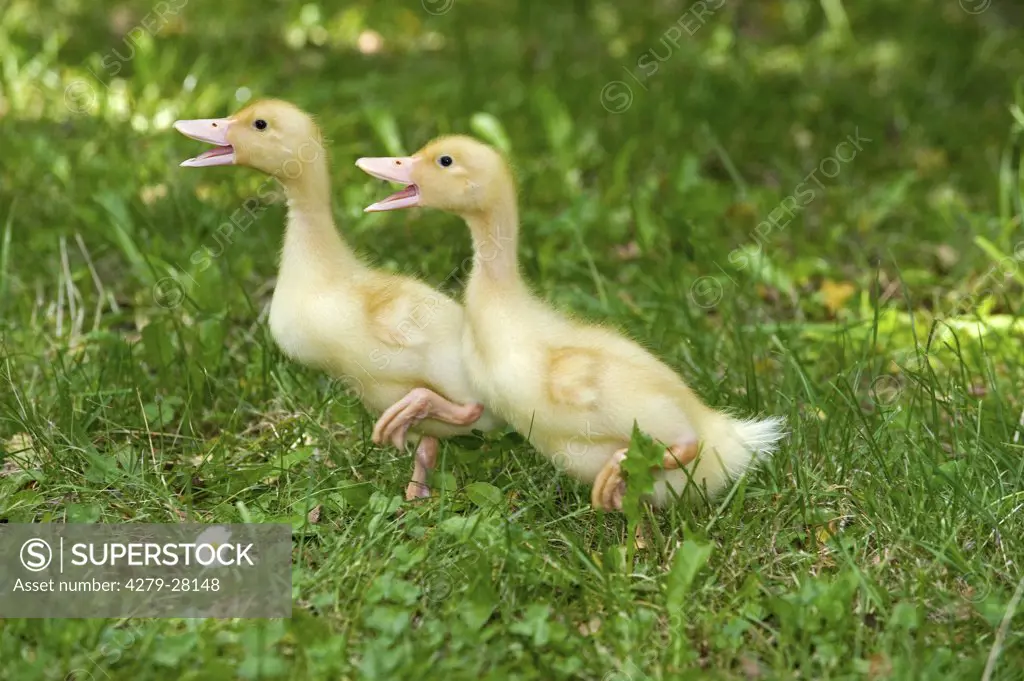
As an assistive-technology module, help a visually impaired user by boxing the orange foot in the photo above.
[590,438,699,512]
[372,387,483,450]
[405,436,439,501]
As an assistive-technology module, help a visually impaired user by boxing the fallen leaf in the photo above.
[612,241,641,261]
[819,279,856,315]
[935,244,959,270]
[2,433,40,476]
[140,184,167,205]
[577,616,602,636]
[791,127,813,150]
[868,653,893,679]
[5,432,35,455]
[739,655,764,680]
[633,525,648,550]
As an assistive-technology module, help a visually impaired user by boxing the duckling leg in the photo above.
[591,438,699,512]
[372,387,484,450]
[591,449,627,511]
[405,436,439,500]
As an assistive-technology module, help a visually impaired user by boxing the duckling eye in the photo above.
[438,155,453,168]
[253,119,268,131]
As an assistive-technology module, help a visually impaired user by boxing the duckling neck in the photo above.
[279,159,358,280]
[465,190,521,288]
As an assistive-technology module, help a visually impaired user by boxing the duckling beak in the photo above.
[355,157,420,212]
[173,118,236,168]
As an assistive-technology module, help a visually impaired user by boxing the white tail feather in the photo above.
[653,413,787,507]
[729,415,788,467]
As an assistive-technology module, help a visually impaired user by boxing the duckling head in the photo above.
[174,99,326,180]
[356,135,513,217]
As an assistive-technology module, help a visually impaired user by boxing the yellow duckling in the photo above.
[356,136,785,511]
[173,103,503,500]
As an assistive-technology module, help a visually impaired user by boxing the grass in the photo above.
[2,0,1024,678]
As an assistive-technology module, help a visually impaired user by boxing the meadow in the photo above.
[1,0,1023,678]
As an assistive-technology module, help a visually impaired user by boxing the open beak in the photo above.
[354,157,419,212]
[173,118,235,168]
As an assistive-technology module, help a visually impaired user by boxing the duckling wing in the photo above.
[360,275,458,350]
[544,346,606,410]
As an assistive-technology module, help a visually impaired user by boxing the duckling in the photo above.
[173,103,503,500]
[355,137,785,511]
